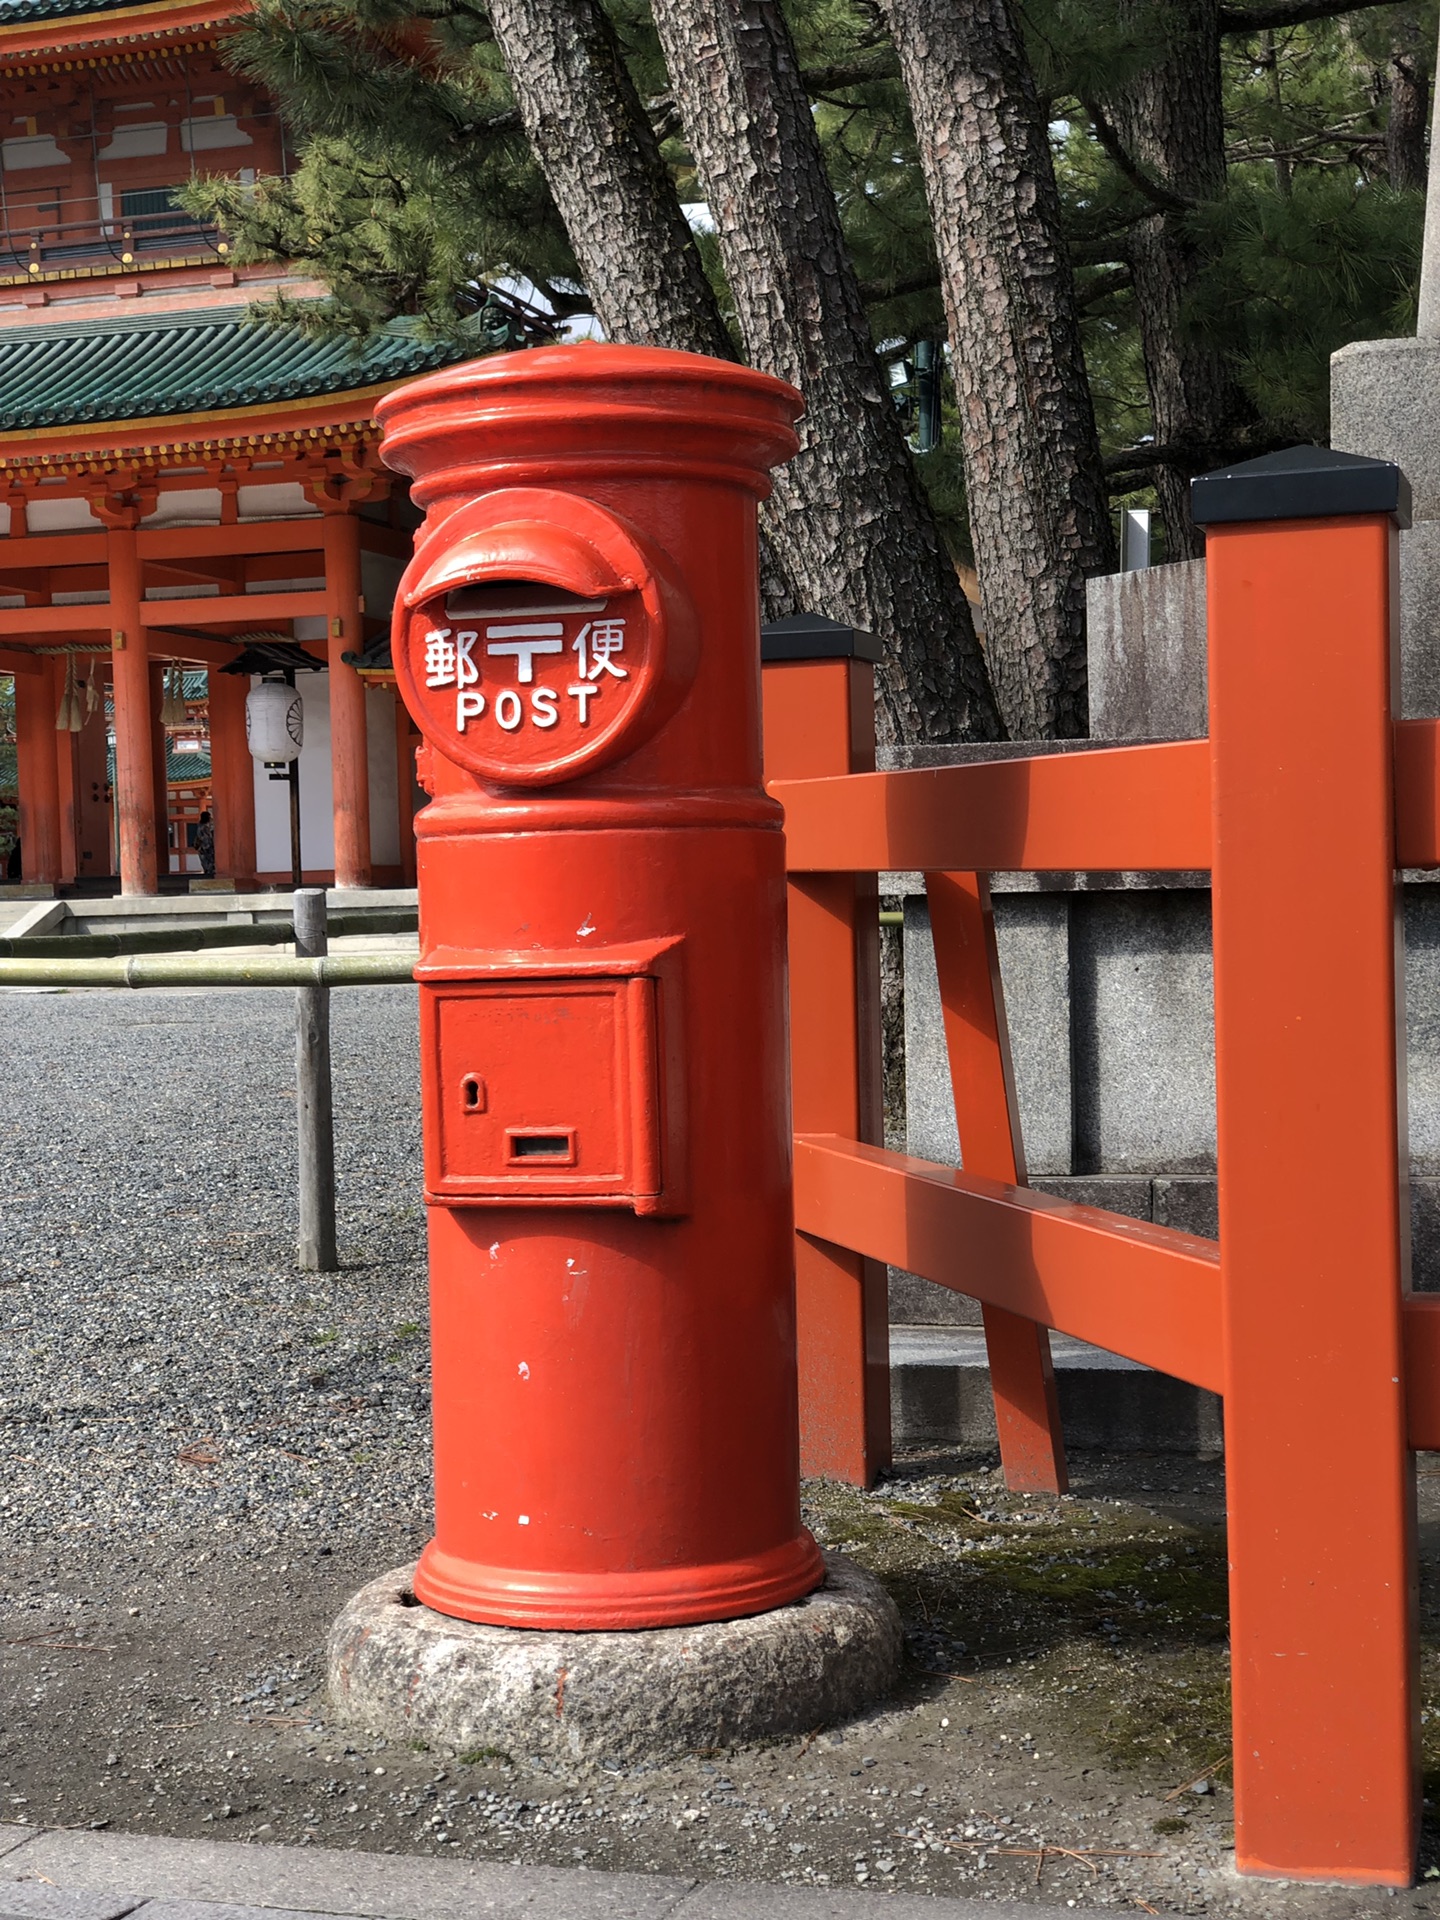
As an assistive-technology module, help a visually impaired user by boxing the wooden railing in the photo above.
[760,455,1433,1888]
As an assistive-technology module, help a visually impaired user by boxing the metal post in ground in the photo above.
[294,886,337,1272]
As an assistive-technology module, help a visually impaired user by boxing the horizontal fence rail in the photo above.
[771,717,1440,874]
[0,952,417,990]
[793,1135,1223,1392]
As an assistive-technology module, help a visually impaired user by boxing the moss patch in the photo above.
[804,1465,1232,1789]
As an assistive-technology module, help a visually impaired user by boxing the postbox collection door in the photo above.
[422,974,662,1205]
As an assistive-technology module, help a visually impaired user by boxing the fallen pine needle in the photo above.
[3,1634,112,1652]
[1164,1764,1219,1802]
[917,1667,981,1684]
[910,1832,1160,1872]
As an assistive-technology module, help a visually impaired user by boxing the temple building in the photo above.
[0,0,497,893]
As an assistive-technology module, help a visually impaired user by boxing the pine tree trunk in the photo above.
[645,0,1003,744]
[485,0,727,358]
[881,0,1114,739]
[1385,18,1429,193]
[482,0,801,611]
[1104,0,1256,560]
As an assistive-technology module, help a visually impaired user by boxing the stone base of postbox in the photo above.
[326,1552,902,1771]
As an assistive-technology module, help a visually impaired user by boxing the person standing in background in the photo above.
[195,809,215,880]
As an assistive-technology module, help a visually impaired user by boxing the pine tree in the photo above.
[879,0,1115,738]
[643,0,1002,743]
[190,0,1434,727]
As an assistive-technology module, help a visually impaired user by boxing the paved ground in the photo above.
[0,1823,1088,1920]
[7,988,1440,1919]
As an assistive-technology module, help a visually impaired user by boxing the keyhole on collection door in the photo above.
[462,1074,486,1113]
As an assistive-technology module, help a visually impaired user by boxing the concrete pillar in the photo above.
[107,524,158,895]
[1331,19,1440,716]
[13,657,62,886]
[207,667,256,883]
[1417,53,1440,338]
[323,510,371,888]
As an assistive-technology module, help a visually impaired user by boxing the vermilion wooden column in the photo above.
[13,655,62,886]
[53,687,79,887]
[395,693,419,887]
[926,870,1067,1493]
[1197,448,1416,1885]
[323,510,372,888]
[762,616,890,1487]
[107,524,158,895]
[207,666,256,883]
[149,661,170,880]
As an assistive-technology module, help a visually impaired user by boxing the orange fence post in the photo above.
[926,870,1067,1493]
[763,616,891,1487]
[1196,448,1417,1885]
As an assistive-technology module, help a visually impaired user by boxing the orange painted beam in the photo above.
[0,645,43,674]
[771,721,1440,877]
[0,591,327,634]
[0,535,105,569]
[0,603,109,633]
[773,740,1212,874]
[140,591,328,628]
[793,1135,1223,1394]
[139,522,326,561]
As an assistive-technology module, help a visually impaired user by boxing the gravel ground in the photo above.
[4,986,1440,1920]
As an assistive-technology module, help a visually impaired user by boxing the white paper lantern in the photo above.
[245,678,304,763]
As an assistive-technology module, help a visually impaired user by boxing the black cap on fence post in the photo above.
[1190,445,1411,530]
[760,612,883,663]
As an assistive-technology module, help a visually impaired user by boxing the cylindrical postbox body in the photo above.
[377,344,824,1630]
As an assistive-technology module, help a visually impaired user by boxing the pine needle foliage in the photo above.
[185,0,1438,543]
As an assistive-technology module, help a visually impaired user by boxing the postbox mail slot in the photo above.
[422,975,664,1206]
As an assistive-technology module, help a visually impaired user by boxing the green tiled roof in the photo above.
[0,0,146,23]
[167,746,212,782]
[0,305,476,429]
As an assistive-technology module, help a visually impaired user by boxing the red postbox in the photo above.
[377,343,826,1631]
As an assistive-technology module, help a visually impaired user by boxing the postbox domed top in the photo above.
[376,342,803,507]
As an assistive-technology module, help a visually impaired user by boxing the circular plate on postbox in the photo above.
[394,488,687,787]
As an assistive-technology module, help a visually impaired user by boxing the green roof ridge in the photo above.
[0,303,475,429]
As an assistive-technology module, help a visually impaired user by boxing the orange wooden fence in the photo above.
[760,450,1432,1889]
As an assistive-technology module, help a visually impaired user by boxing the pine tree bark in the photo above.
[1383,14,1429,193]
[484,0,728,357]
[881,0,1114,738]
[644,0,1003,743]
[1102,0,1256,559]
[482,0,804,612]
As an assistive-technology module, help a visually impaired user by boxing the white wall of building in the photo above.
[251,673,404,876]
[252,671,334,875]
